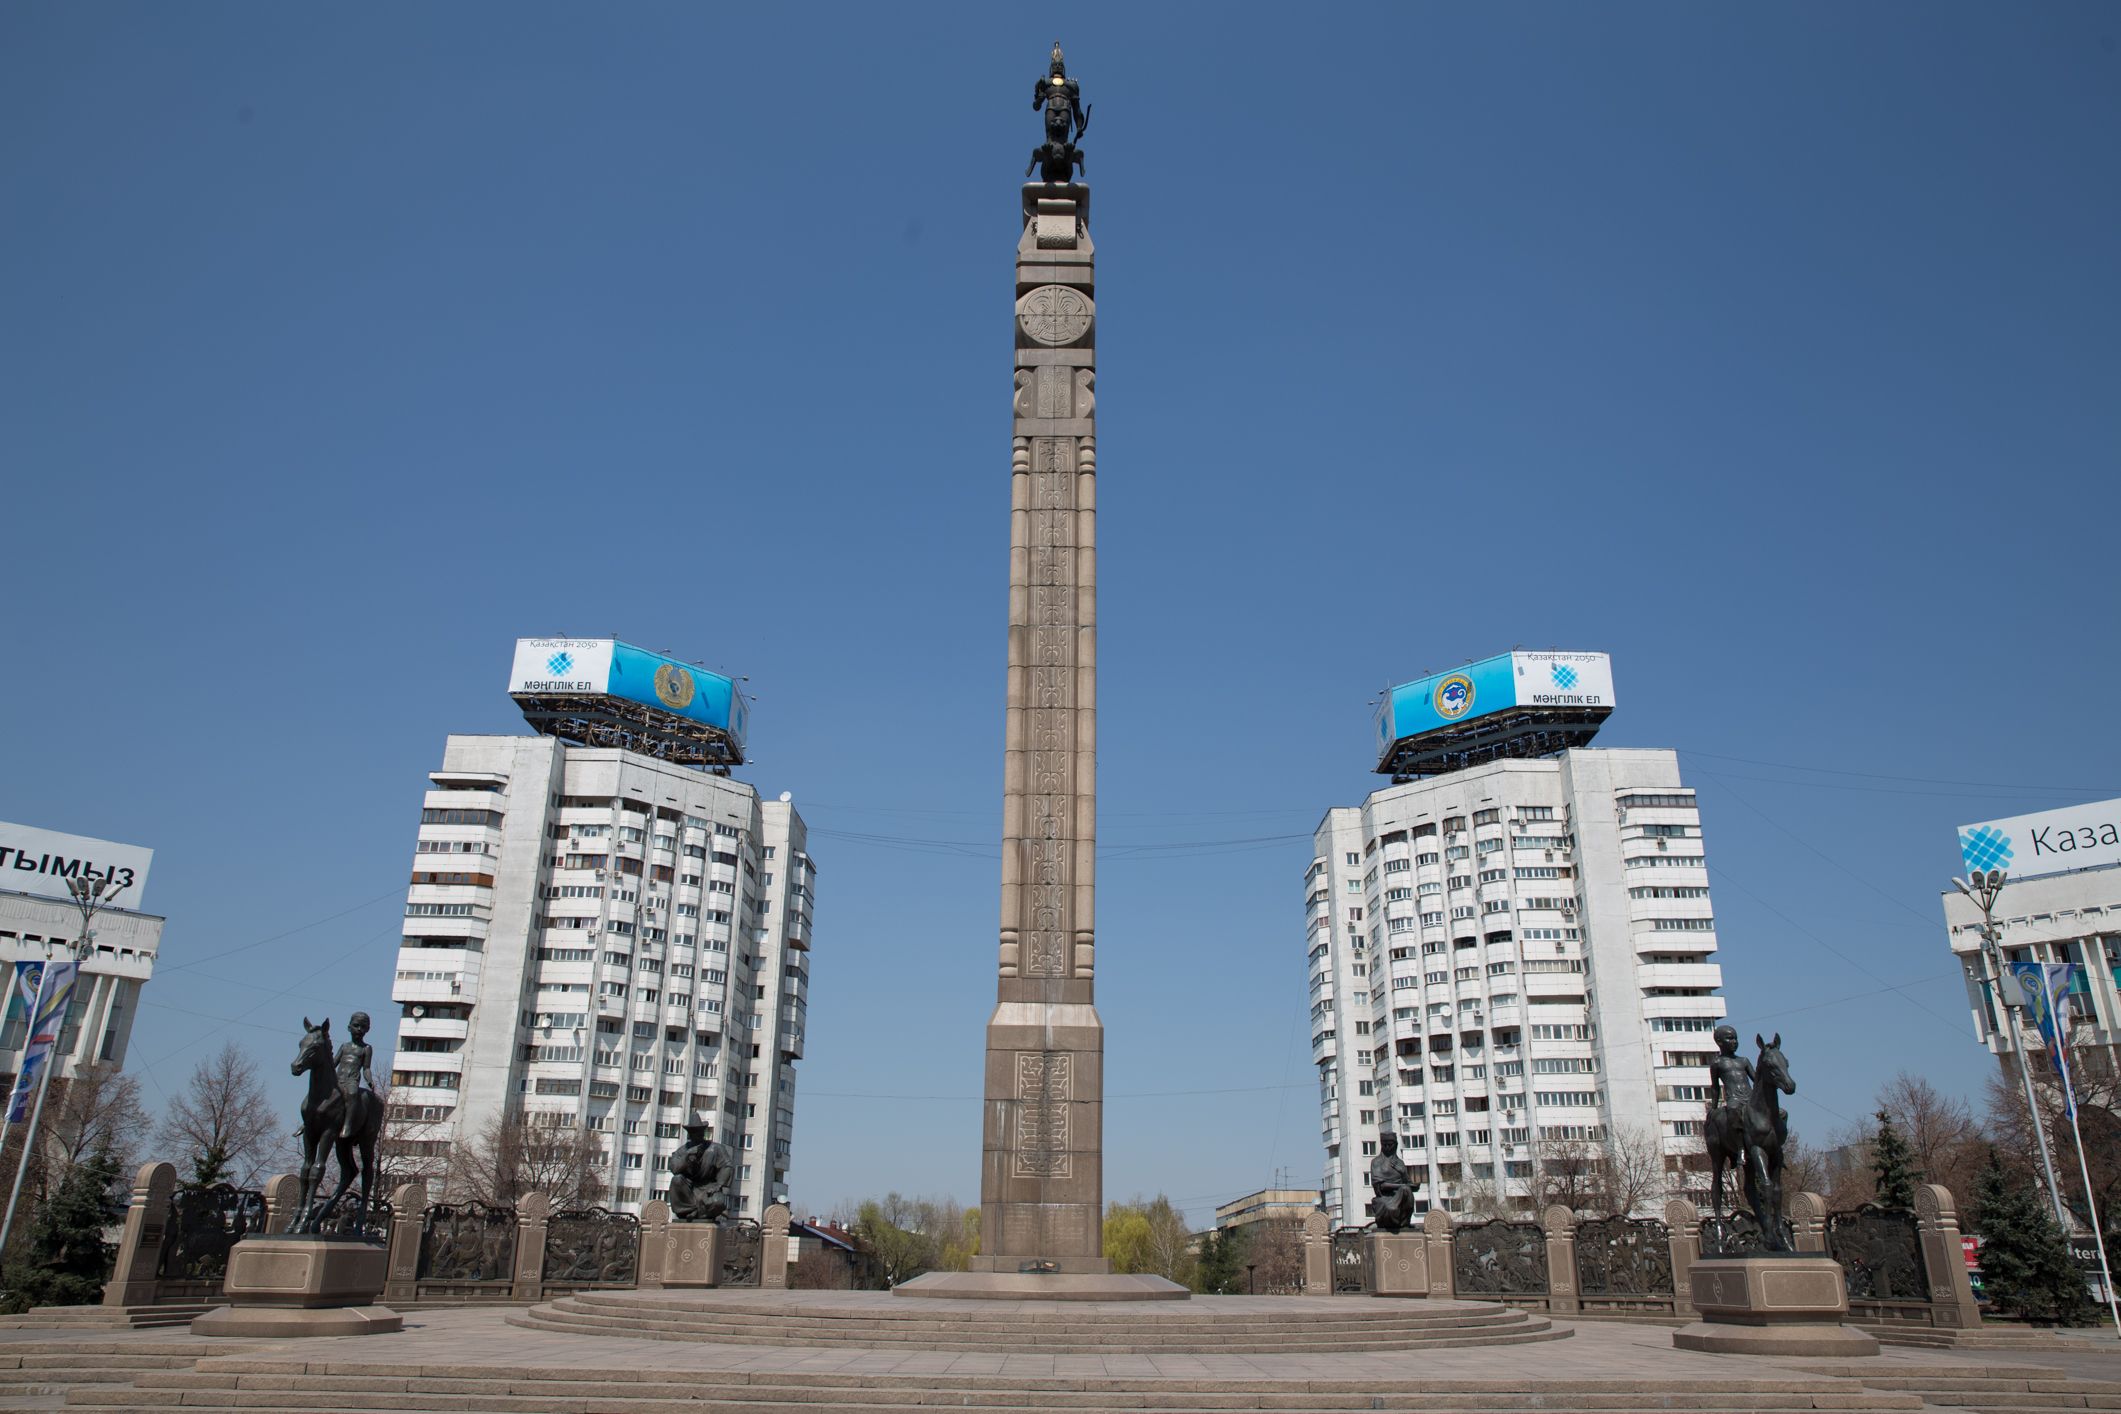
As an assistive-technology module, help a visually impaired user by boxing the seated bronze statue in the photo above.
[667,1113,733,1223]
[1369,1129,1418,1232]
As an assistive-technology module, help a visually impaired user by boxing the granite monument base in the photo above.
[661,1222,724,1288]
[894,1270,1189,1300]
[1671,1254,1879,1356]
[1370,1232,1428,1297]
[193,1236,400,1338]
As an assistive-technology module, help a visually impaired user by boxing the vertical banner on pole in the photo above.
[7,960,78,1124]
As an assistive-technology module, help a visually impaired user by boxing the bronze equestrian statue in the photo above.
[289,1015,384,1234]
[1704,1025,1796,1251]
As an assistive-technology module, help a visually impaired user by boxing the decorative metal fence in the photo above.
[1827,1205,1927,1304]
[309,1194,391,1241]
[417,1202,518,1285]
[1330,1227,1372,1295]
[1574,1216,1672,1298]
[718,1218,764,1288]
[543,1207,641,1288]
[155,1184,267,1294]
[1452,1219,1548,1298]
[1698,1211,1768,1258]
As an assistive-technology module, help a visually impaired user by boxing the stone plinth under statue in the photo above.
[1369,1232,1428,1297]
[193,1235,400,1338]
[1672,1253,1879,1356]
[661,1223,726,1289]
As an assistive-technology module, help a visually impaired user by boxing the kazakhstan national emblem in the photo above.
[654,663,697,711]
[1433,673,1475,721]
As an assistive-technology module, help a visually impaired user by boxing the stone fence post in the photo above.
[1299,1210,1330,1295]
[263,1173,303,1235]
[512,1192,551,1302]
[1915,1183,1983,1330]
[761,1203,791,1289]
[1542,1205,1578,1314]
[102,1162,176,1307]
[1423,1208,1456,1299]
[1789,1191,1827,1254]
[382,1181,426,1305]
[1665,1196,1701,1319]
[638,1200,669,1291]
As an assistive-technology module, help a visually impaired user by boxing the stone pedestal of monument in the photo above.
[193,1236,400,1338]
[1370,1232,1428,1297]
[660,1223,724,1289]
[1672,1254,1879,1355]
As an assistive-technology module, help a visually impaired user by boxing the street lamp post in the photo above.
[0,872,125,1257]
[1953,869,2068,1228]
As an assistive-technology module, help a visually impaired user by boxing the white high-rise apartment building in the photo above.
[1308,749,1725,1224]
[386,733,814,1218]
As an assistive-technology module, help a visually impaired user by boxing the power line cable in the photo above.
[157,888,401,973]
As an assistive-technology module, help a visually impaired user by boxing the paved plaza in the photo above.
[3,1299,2120,1413]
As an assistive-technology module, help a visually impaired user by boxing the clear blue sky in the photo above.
[4,3,2117,1227]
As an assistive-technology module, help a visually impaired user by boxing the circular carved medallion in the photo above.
[1017,284,1094,346]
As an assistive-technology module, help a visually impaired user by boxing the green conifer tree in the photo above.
[1871,1108,1921,1210]
[1972,1149,2091,1325]
[0,1150,123,1313]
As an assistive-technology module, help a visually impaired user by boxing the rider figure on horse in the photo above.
[1706,1025,1752,1123]
[336,1011,378,1141]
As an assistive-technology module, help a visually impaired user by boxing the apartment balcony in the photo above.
[1640,994,1726,1020]
[392,968,481,1006]
[1636,962,1724,991]
[398,1016,469,1043]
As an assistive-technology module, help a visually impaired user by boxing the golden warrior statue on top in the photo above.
[1028,42,1091,183]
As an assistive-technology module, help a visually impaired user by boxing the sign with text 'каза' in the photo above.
[1958,798,2121,881]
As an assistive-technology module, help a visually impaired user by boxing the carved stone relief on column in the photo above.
[1012,1052,1072,1178]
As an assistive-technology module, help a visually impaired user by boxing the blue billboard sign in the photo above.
[1375,651,1617,766]
[606,643,746,752]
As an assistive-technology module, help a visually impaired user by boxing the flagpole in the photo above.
[0,963,37,1224]
[0,961,62,1255]
[0,874,121,1259]
[2050,971,2121,1335]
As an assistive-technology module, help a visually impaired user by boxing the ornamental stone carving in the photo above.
[1017,284,1094,346]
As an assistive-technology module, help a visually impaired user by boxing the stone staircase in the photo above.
[62,1360,1930,1414]
[0,1340,237,1398]
[0,1305,216,1331]
[507,1290,1569,1353]
[1801,1361,2121,1413]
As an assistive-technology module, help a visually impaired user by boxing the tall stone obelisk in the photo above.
[975,43,1105,1274]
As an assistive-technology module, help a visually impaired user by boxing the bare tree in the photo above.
[1877,1071,1984,1202]
[376,1100,458,1195]
[45,1064,148,1177]
[1455,1174,1512,1220]
[456,1111,606,1208]
[153,1043,281,1190]
[1602,1124,1670,1218]
[1245,1219,1305,1294]
[1779,1131,1829,1202]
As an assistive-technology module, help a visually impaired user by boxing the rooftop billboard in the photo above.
[510,638,748,754]
[1376,651,1616,760]
[0,821,153,907]
[1958,798,2121,881]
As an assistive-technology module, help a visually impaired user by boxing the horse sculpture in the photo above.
[289,1017,382,1235]
[1705,1031,1795,1251]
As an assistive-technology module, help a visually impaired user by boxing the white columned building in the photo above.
[1944,798,2121,1089]
[0,822,161,1085]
